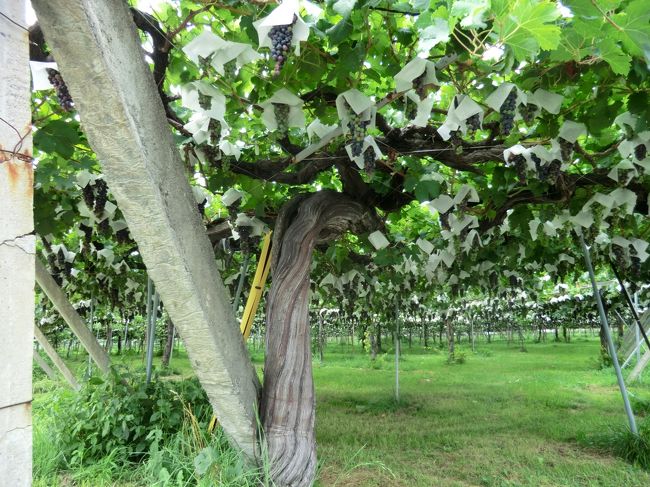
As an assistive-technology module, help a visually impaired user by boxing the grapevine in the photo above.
[499,88,517,135]
[269,16,296,76]
[448,130,463,155]
[273,103,290,137]
[46,68,74,111]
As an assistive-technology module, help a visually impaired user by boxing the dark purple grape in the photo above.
[363,146,376,174]
[500,88,517,135]
[634,144,647,161]
[466,113,481,134]
[93,179,108,217]
[82,184,95,209]
[46,68,74,111]
[518,104,537,124]
[269,16,296,75]
[559,137,573,162]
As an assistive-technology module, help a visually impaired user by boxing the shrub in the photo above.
[54,367,212,466]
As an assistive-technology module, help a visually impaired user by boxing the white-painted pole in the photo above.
[579,233,637,435]
[0,0,33,480]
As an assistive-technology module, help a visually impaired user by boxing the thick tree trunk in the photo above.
[447,317,455,361]
[33,0,260,460]
[0,1,33,480]
[262,191,377,487]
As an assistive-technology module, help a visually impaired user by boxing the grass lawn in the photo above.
[33,335,650,486]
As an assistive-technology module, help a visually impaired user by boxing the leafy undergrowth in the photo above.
[34,336,650,486]
[33,369,269,486]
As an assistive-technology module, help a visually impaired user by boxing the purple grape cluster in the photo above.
[500,88,518,135]
[347,111,369,157]
[509,154,527,184]
[413,72,428,100]
[93,179,108,217]
[269,16,296,76]
[98,218,111,235]
[634,144,647,161]
[116,228,131,245]
[466,113,481,134]
[82,184,95,209]
[547,159,562,183]
[518,104,537,124]
[363,146,376,174]
[449,130,463,155]
[559,137,573,162]
[273,103,290,136]
[46,68,74,111]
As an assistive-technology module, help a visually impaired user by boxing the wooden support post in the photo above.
[35,259,111,374]
[34,327,80,390]
[0,0,33,481]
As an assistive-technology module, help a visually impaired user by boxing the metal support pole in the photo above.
[394,303,400,403]
[145,278,158,385]
[635,292,641,363]
[610,259,650,352]
[86,294,95,379]
[232,252,251,315]
[580,233,637,435]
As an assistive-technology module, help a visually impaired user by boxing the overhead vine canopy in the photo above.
[30,0,650,304]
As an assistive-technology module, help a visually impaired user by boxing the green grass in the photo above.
[34,336,650,486]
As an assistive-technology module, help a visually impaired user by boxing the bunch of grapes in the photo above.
[439,210,451,231]
[79,223,93,250]
[448,130,463,154]
[611,244,627,272]
[238,225,252,254]
[532,153,545,179]
[93,179,108,217]
[466,113,481,134]
[518,104,537,124]
[198,91,212,111]
[585,205,603,244]
[98,218,111,235]
[559,137,573,162]
[198,55,212,74]
[509,154,527,184]
[197,198,207,217]
[362,146,377,174]
[547,159,562,183]
[208,119,221,146]
[223,59,237,78]
[413,72,428,100]
[46,68,74,111]
[273,103,290,136]
[116,228,131,245]
[499,88,518,135]
[619,169,634,185]
[347,111,369,157]
[269,16,296,76]
[634,143,647,161]
[82,184,95,209]
[404,97,418,121]
[629,244,642,282]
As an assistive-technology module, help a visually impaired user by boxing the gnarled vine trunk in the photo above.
[261,191,377,487]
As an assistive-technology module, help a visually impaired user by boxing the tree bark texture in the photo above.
[261,191,377,487]
[32,0,260,460]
